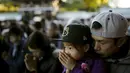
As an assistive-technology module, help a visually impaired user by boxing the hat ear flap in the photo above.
[116,37,127,47]
[84,44,89,52]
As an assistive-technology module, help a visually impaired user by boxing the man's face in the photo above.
[92,35,119,57]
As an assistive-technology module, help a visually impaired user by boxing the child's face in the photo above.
[63,42,85,60]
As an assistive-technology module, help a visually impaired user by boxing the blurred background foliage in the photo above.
[0,0,109,12]
[60,0,108,12]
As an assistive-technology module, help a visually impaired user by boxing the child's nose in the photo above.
[65,49,70,55]
[94,42,101,51]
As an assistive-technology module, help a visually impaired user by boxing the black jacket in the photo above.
[37,56,62,73]
[25,56,63,73]
[0,58,9,73]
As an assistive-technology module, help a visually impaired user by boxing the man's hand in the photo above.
[59,51,76,70]
[24,54,37,72]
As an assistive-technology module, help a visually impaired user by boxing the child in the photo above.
[59,23,107,73]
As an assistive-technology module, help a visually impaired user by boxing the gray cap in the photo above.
[90,10,128,38]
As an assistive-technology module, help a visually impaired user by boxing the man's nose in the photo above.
[94,42,101,51]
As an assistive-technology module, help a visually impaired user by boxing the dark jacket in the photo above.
[25,46,63,73]
[106,53,130,73]
[25,56,63,73]
[0,58,9,73]
[37,56,62,73]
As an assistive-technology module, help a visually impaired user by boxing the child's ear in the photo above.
[116,37,127,47]
[84,44,89,52]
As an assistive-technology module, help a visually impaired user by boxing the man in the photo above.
[90,10,130,73]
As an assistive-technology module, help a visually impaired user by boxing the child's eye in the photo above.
[68,46,73,50]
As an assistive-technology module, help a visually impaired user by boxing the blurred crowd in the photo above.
[0,10,65,73]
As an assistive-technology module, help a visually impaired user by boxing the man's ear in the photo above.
[116,37,127,47]
[84,44,89,52]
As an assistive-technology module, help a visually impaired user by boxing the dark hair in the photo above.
[92,21,102,30]
[33,22,42,30]
[9,25,23,37]
[27,31,53,58]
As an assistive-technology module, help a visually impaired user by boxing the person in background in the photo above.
[4,25,27,73]
[90,10,130,73]
[44,10,55,32]
[24,31,62,73]
[59,22,107,73]
[46,22,62,49]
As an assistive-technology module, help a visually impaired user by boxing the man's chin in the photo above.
[96,52,108,58]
